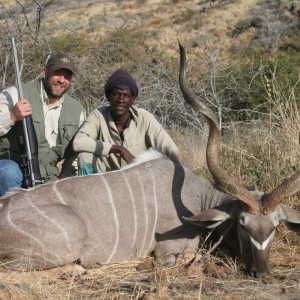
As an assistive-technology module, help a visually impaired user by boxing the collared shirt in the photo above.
[73,105,181,170]
[40,80,64,148]
[0,82,84,143]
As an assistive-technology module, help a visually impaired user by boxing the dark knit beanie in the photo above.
[104,69,139,98]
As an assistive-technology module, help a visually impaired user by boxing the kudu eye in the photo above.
[239,216,248,231]
[239,224,246,231]
[239,215,245,225]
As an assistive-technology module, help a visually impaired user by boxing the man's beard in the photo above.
[43,78,70,99]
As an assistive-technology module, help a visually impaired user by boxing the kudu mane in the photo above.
[122,148,167,170]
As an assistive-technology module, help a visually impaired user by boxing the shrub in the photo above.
[230,17,263,37]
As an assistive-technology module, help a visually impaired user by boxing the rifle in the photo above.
[11,37,43,188]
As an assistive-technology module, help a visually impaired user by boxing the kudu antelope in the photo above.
[0,43,299,278]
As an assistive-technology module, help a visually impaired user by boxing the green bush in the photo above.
[208,51,300,124]
[230,17,263,37]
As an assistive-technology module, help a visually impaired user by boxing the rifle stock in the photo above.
[12,38,43,187]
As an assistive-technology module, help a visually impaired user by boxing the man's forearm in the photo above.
[0,112,14,136]
[109,145,135,164]
[0,86,19,136]
[73,134,112,156]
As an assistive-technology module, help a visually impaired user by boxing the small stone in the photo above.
[136,261,154,271]
[186,265,204,277]
[204,263,228,278]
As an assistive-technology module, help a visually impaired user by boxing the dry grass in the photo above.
[0,246,299,300]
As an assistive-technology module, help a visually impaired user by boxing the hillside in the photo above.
[43,0,266,56]
[1,0,300,101]
[31,1,300,59]
[2,0,300,60]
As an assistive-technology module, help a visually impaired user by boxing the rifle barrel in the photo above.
[11,37,42,187]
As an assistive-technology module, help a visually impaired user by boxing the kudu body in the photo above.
[0,153,231,272]
[0,43,299,277]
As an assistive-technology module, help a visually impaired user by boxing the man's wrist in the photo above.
[9,111,17,124]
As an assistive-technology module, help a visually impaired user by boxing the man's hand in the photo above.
[10,99,32,123]
[109,145,135,164]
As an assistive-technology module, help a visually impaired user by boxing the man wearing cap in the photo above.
[0,51,84,196]
[73,68,180,174]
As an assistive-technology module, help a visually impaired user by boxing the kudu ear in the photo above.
[183,201,239,229]
[277,204,300,233]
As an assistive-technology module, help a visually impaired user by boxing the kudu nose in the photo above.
[247,268,270,278]
[254,270,269,278]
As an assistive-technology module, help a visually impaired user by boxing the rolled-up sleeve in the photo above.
[73,109,113,157]
[0,86,18,136]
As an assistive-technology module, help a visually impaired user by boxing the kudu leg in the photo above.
[154,236,200,266]
[0,204,88,271]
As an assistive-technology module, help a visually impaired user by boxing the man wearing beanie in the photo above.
[0,51,84,196]
[73,68,180,174]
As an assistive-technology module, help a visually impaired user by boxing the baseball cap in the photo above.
[45,51,76,74]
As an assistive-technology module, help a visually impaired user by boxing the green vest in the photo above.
[0,79,82,181]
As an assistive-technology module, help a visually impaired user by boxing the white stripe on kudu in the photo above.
[144,168,158,256]
[136,168,149,256]
[53,181,67,205]
[7,204,43,249]
[250,234,273,251]
[101,176,120,264]
[122,172,138,256]
[29,199,72,250]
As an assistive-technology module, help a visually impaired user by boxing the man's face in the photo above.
[109,88,135,119]
[43,68,73,100]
